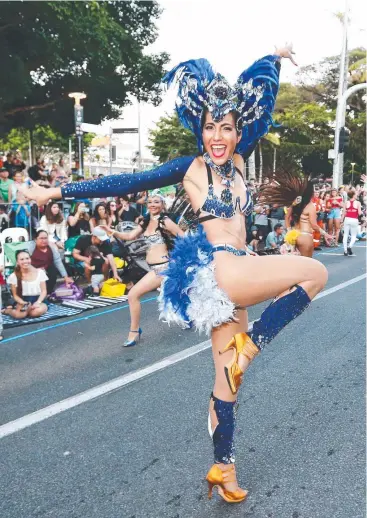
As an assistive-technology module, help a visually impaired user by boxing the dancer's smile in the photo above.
[202,112,241,166]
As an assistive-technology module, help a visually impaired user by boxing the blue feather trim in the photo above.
[159,226,213,324]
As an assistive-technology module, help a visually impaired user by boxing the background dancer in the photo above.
[102,191,183,346]
[341,188,362,256]
[260,170,333,257]
[22,45,328,505]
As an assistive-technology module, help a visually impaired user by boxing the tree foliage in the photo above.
[0,126,94,160]
[269,48,366,178]
[0,1,169,136]
[148,113,197,162]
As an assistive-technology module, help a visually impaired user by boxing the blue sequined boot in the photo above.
[208,393,236,465]
[249,284,311,349]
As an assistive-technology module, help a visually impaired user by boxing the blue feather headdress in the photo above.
[163,55,280,156]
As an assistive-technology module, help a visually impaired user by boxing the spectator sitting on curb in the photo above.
[72,226,121,285]
[3,250,48,320]
[265,223,285,249]
[85,245,107,294]
[28,230,73,294]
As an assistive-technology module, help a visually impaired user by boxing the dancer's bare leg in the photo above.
[209,310,248,492]
[126,271,161,342]
[215,254,327,309]
[207,254,327,494]
[296,234,314,258]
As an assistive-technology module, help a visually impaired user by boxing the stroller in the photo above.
[113,222,150,285]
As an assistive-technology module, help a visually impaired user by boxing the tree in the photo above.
[148,113,197,162]
[0,126,94,161]
[0,1,169,136]
[267,48,367,178]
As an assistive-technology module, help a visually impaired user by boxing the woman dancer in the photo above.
[102,191,183,346]
[2,250,48,319]
[260,171,332,257]
[341,188,362,256]
[23,46,328,503]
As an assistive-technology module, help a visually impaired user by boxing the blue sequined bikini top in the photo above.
[196,163,252,222]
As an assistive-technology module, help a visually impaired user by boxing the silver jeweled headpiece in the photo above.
[163,55,280,157]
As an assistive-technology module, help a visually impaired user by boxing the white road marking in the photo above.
[0,274,365,440]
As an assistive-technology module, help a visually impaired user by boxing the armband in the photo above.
[61,156,196,200]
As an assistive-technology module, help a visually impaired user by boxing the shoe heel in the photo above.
[224,365,238,395]
[207,481,214,499]
[219,337,235,355]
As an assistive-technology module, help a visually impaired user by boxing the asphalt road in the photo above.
[0,244,366,518]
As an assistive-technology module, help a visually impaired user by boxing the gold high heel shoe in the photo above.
[220,333,259,394]
[206,464,248,503]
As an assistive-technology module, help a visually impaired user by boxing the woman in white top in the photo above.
[39,201,68,250]
[2,250,48,319]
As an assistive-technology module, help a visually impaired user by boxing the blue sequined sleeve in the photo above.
[61,156,196,200]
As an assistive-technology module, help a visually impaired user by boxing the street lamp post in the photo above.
[351,162,356,185]
[68,92,86,177]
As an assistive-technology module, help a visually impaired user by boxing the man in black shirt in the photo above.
[28,159,50,186]
[73,226,121,283]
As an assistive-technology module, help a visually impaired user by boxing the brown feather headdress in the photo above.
[259,169,309,208]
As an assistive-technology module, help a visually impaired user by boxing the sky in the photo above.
[109,0,366,158]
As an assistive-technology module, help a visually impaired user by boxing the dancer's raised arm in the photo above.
[22,156,196,206]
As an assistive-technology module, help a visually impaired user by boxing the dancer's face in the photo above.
[147,196,163,215]
[202,112,241,165]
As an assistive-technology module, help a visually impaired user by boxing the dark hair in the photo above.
[259,168,313,224]
[85,245,102,259]
[140,213,175,250]
[347,189,356,199]
[14,249,30,298]
[70,202,90,220]
[106,200,117,215]
[92,203,107,222]
[274,223,283,231]
[35,229,48,239]
[45,201,63,224]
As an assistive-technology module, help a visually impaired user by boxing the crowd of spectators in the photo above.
[246,179,367,252]
[1,151,366,322]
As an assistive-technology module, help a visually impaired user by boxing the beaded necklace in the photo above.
[203,152,235,189]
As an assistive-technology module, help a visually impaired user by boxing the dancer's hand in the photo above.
[275,43,298,66]
[324,233,333,246]
[113,274,122,283]
[20,180,61,207]
[245,246,257,256]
